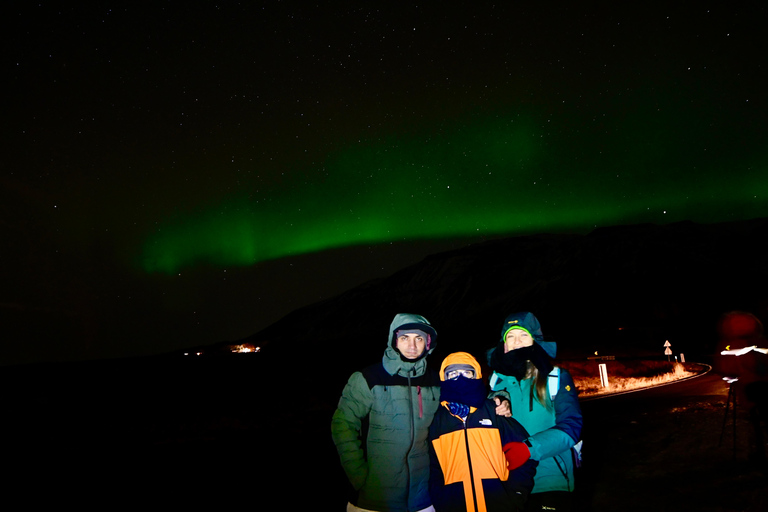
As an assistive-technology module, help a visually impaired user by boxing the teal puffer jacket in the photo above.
[331,314,441,512]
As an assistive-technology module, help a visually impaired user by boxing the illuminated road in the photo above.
[574,367,766,511]
[581,364,723,405]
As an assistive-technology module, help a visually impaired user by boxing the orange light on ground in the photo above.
[230,343,260,353]
[576,363,695,397]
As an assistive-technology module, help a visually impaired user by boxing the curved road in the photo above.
[573,367,766,511]
[581,364,724,406]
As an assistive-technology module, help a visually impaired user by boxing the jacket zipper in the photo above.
[405,369,415,507]
[407,370,416,447]
[463,419,479,512]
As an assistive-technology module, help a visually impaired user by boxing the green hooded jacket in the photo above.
[331,313,440,511]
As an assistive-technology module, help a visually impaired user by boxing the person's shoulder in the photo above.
[485,401,530,436]
[554,366,576,382]
[341,362,381,385]
[477,398,502,417]
[552,367,580,398]
[359,361,383,374]
[359,362,395,388]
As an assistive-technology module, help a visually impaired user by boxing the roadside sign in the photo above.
[599,363,609,388]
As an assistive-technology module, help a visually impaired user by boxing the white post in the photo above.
[680,353,685,363]
[599,363,609,388]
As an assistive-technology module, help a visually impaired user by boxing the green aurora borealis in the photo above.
[5,2,768,363]
[140,101,768,274]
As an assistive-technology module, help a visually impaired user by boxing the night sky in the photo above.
[3,2,767,366]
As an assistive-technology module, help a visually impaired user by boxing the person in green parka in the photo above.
[331,313,441,512]
[486,312,583,512]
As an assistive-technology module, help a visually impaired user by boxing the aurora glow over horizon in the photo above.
[5,2,768,363]
[140,98,768,273]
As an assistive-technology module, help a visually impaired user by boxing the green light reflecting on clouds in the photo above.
[140,107,768,274]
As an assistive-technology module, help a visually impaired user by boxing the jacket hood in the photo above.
[499,311,556,358]
[439,352,482,381]
[383,313,438,377]
[388,313,438,352]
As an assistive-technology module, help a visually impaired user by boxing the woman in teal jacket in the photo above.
[487,312,582,512]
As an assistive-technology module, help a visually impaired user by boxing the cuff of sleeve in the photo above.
[524,436,540,460]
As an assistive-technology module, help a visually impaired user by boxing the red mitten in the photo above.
[502,442,531,470]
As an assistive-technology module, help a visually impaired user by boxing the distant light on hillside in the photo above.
[230,344,260,354]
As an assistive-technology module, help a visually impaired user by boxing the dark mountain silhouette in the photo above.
[244,218,768,391]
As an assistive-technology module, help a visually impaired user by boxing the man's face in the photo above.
[396,332,427,360]
[504,328,534,353]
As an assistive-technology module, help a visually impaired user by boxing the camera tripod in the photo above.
[719,377,738,457]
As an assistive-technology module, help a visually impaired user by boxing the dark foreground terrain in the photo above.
[577,372,768,511]
[2,355,766,509]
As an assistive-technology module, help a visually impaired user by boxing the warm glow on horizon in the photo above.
[230,344,260,353]
[577,363,694,397]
